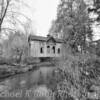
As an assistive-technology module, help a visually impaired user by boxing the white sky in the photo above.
[19,0,100,40]
[22,0,59,36]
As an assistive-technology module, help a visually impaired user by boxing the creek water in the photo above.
[0,67,55,100]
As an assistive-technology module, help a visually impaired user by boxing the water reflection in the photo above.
[0,67,55,100]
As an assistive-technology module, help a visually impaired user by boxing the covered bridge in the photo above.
[28,35,63,58]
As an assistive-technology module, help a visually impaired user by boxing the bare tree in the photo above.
[0,0,12,32]
[3,31,29,63]
[0,0,32,37]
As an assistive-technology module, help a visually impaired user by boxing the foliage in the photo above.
[42,52,100,100]
[50,0,93,53]
[88,0,100,22]
[0,0,32,39]
[0,0,19,32]
[0,0,11,32]
[48,1,100,100]
[95,41,100,56]
[4,31,29,63]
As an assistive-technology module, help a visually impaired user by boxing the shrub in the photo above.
[0,57,6,65]
[23,57,40,65]
[0,57,18,65]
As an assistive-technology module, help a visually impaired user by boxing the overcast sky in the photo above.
[20,0,100,40]
[22,0,59,36]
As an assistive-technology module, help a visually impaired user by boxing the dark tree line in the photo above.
[48,0,100,100]
[49,0,93,54]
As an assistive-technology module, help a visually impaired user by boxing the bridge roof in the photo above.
[28,35,64,43]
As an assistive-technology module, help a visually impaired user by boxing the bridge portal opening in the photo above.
[47,46,50,53]
[58,48,60,54]
[52,46,55,54]
[40,47,43,54]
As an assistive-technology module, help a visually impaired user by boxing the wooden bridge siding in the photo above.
[30,41,62,57]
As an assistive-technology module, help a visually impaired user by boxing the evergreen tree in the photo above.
[50,0,93,53]
[88,0,100,22]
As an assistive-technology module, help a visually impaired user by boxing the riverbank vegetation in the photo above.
[47,0,100,100]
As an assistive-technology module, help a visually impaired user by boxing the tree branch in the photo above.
[0,0,10,27]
